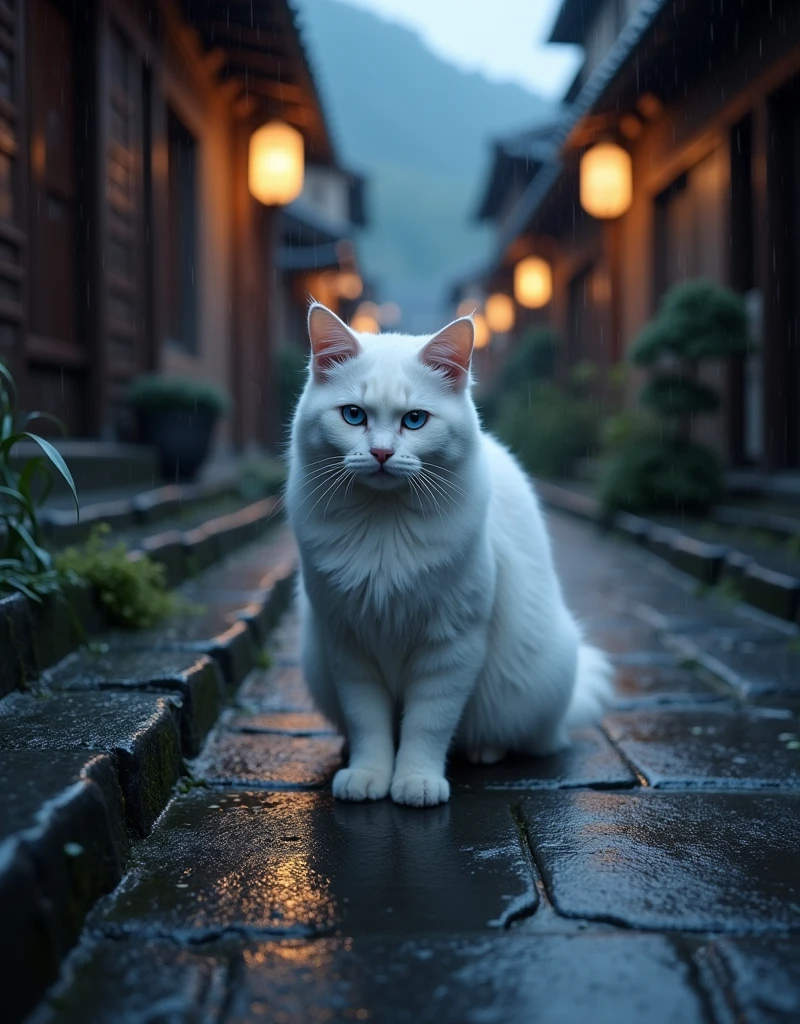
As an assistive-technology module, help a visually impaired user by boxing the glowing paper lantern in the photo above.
[336,271,363,300]
[484,293,515,333]
[351,312,379,333]
[514,257,552,309]
[456,297,481,318]
[249,121,304,206]
[472,313,490,349]
[579,142,632,219]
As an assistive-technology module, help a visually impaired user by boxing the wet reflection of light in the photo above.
[201,797,336,931]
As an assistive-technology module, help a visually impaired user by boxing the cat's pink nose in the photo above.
[370,447,394,465]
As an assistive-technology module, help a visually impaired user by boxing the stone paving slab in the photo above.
[43,650,224,757]
[521,791,800,932]
[449,726,637,791]
[91,790,537,939]
[227,710,336,736]
[0,692,183,836]
[612,660,727,707]
[236,665,316,712]
[224,933,707,1024]
[666,629,800,698]
[700,936,800,1024]
[0,751,128,1024]
[604,707,800,788]
[104,613,256,690]
[193,730,343,788]
[580,615,674,659]
[27,939,227,1024]
[27,933,709,1024]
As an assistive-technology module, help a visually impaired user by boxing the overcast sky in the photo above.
[335,0,581,100]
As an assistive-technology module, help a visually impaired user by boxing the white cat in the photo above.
[286,303,612,807]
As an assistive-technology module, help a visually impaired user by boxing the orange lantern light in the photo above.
[351,304,380,333]
[249,121,304,206]
[484,293,515,333]
[514,257,552,309]
[472,313,491,349]
[456,297,481,318]
[579,141,633,219]
[336,271,364,300]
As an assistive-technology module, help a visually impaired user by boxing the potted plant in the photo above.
[128,375,231,482]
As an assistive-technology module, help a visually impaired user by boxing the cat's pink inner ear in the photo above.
[308,303,361,377]
[420,317,475,389]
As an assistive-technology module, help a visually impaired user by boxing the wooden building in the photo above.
[0,0,364,454]
[473,0,800,484]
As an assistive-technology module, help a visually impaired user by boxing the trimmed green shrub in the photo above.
[638,375,719,418]
[599,434,722,515]
[128,374,231,416]
[602,279,749,515]
[631,279,749,366]
[477,327,558,425]
[492,382,596,480]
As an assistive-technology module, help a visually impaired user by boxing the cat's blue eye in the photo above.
[402,410,428,430]
[341,405,367,426]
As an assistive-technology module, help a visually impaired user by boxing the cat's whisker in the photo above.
[420,461,466,480]
[407,476,427,521]
[418,471,465,517]
[295,458,345,480]
[296,464,347,487]
[419,465,469,499]
[299,454,345,470]
[420,468,469,506]
[289,467,346,517]
[304,468,352,523]
[412,472,448,526]
[323,471,354,520]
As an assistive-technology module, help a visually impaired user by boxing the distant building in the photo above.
[0,0,365,454]
[471,0,800,485]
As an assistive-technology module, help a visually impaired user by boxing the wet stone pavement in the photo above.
[30,512,800,1023]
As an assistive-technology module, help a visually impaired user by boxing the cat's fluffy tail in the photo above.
[566,644,614,727]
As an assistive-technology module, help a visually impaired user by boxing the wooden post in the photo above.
[755,97,791,471]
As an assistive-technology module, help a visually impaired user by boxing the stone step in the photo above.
[0,750,128,1024]
[0,525,297,1023]
[0,497,288,697]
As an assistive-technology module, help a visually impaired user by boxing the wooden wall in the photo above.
[0,0,279,451]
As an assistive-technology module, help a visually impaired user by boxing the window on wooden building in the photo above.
[167,109,198,353]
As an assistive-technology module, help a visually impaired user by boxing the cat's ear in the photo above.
[307,303,361,379]
[420,316,474,390]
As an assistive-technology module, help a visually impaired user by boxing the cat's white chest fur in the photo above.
[286,304,612,808]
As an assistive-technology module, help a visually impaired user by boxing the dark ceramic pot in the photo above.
[138,407,217,482]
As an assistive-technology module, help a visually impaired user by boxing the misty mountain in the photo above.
[293,0,556,330]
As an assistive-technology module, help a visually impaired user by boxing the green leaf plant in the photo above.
[0,361,80,601]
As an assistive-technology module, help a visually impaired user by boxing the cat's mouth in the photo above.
[360,465,407,491]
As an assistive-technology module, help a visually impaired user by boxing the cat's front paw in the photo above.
[390,772,450,807]
[333,766,391,802]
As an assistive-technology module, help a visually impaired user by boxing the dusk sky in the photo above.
[335,0,582,100]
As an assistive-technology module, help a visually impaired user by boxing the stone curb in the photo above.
[39,480,240,548]
[43,652,226,759]
[0,751,128,1024]
[535,480,800,626]
[0,497,283,693]
[0,525,297,1023]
